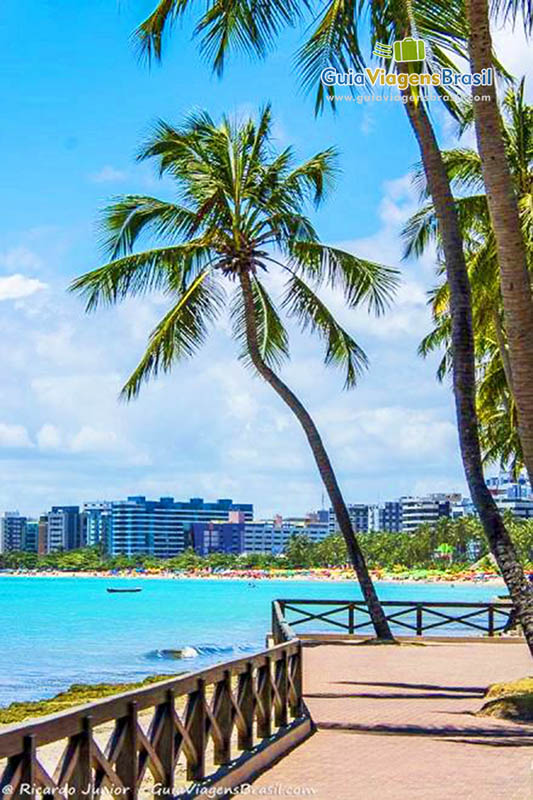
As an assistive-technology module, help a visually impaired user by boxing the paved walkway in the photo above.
[253,640,533,799]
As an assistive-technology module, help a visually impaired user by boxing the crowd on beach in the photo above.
[0,566,506,584]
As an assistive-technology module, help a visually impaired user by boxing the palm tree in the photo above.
[71,107,397,639]
[130,0,533,653]
[404,80,532,476]
[467,0,533,486]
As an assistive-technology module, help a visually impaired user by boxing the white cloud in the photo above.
[37,424,62,450]
[69,426,119,453]
[0,247,43,272]
[0,170,465,516]
[0,274,47,301]
[89,165,128,183]
[492,16,533,95]
[0,424,33,449]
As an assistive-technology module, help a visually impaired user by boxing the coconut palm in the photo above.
[467,0,533,487]
[404,80,532,475]
[131,0,533,652]
[71,107,398,639]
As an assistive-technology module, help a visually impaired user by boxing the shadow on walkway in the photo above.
[335,680,486,694]
[315,720,533,746]
[307,691,481,700]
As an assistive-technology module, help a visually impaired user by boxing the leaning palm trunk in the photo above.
[403,95,533,654]
[238,268,393,640]
[467,0,533,487]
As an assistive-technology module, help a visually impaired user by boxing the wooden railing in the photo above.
[272,599,515,642]
[0,640,309,798]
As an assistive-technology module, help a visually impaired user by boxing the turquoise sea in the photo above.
[1,576,501,706]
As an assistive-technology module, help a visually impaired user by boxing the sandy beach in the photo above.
[0,568,507,586]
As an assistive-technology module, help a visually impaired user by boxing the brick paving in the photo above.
[253,641,533,799]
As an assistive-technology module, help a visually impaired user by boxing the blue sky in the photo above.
[0,2,530,518]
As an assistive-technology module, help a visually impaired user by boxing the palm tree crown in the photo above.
[71,107,398,399]
[403,79,533,474]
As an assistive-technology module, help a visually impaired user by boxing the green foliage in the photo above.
[71,106,398,398]
[404,80,533,475]
[4,515,533,574]
[0,674,181,724]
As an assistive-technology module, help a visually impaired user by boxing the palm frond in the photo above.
[296,0,361,113]
[231,275,289,370]
[282,273,368,388]
[99,196,202,258]
[402,203,439,259]
[135,0,189,62]
[288,241,399,314]
[493,0,533,35]
[69,243,212,311]
[121,269,225,399]
[195,0,305,75]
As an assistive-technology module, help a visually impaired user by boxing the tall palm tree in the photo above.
[404,80,533,475]
[71,108,397,639]
[467,0,533,486]
[130,0,533,652]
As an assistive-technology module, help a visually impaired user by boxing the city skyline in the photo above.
[0,5,530,519]
[3,472,532,558]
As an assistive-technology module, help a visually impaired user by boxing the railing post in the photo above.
[416,604,423,636]
[71,716,94,798]
[237,663,254,751]
[155,690,175,794]
[274,651,289,728]
[115,701,138,800]
[291,642,304,717]
[256,656,272,738]
[272,602,280,644]
[186,679,206,782]
[488,605,495,637]
[348,603,355,634]
[213,671,233,765]
[21,734,36,793]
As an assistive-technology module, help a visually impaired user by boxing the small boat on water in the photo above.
[106,587,143,594]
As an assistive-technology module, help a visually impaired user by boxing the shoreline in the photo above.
[0,568,506,586]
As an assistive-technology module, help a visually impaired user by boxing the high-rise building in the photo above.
[400,495,456,533]
[38,515,48,555]
[328,504,376,535]
[192,514,246,556]
[22,520,39,552]
[1,512,26,553]
[47,506,80,552]
[453,473,533,520]
[81,502,112,549]
[109,497,253,558]
[244,516,330,554]
[487,472,531,500]
[379,501,402,532]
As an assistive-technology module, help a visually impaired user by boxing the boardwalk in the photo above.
[253,640,533,799]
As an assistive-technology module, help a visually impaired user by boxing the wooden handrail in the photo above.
[273,599,514,638]
[0,639,307,797]
[275,599,511,608]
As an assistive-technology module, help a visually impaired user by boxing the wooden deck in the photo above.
[253,640,533,799]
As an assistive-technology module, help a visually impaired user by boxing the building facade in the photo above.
[192,513,246,556]
[244,517,330,555]
[452,473,533,521]
[109,497,254,558]
[1,512,26,553]
[400,495,456,533]
[81,502,112,549]
[47,506,80,552]
[21,520,39,552]
[379,501,402,532]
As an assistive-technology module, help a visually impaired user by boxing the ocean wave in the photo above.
[145,643,255,661]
